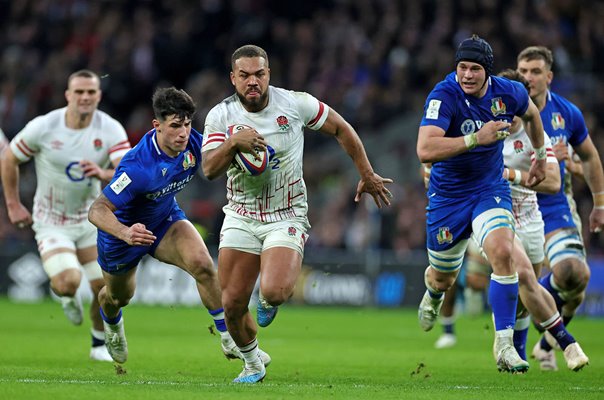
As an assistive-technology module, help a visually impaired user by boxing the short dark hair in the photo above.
[517,46,554,69]
[67,69,100,87]
[497,69,530,92]
[231,45,269,70]
[152,87,196,122]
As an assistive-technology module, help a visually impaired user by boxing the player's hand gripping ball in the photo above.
[226,124,269,176]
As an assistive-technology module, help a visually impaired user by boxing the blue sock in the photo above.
[99,307,122,325]
[540,315,576,351]
[539,273,565,310]
[441,317,455,334]
[513,316,530,360]
[91,329,105,347]
[489,274,518,331]
[209,308,227,333]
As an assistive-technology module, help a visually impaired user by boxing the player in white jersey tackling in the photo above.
[1,70,131,361]
[202,45,393,383]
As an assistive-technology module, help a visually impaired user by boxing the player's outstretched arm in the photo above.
[0,147,32,228]
[88,193,156,246]
[318,108,393,208]
[504,162,560,194]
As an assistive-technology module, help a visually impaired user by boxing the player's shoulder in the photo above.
[119,131,151,164]
[32,107,65,129]
[430,73,459,97]
[549,91,582,115]
[209,93,238,114]
[91,109,126,130]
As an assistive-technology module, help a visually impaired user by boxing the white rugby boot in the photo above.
[494,336,529,373]
[434,333,457,349]
[418,291,443,332]
[90,345,113,362]
[563,342,589,371]
[103,318,128,363]
[61,296,83,326]
[232,358,266,383]
[531,340,558,371]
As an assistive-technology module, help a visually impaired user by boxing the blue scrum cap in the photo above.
[455,34,494,75]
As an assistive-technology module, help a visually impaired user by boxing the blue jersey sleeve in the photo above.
[103,158,149,209]
[566,102,589,147]
[510,80,529,117]
[420,83,456,133]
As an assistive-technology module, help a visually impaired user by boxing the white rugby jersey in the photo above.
[502,126,557,227]
[10,107,130,225]
[203,86,329,222]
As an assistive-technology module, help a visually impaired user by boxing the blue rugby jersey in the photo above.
[99,128,202,233]
[420,72,529,197]
[536,91,589,233]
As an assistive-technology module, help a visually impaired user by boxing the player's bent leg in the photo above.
[421,239,467,332]
[43,251,84,326]
[476,210,525,372]
[98,268,137,363]
[257,247,301,327]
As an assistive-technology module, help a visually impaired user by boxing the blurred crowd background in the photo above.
[1,0,603,256]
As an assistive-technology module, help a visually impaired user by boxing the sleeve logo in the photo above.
[110,172,131,194]
[426,99,441,120]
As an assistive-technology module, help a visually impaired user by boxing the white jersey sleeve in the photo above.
[9,116,45,161]
[291,91,330,131]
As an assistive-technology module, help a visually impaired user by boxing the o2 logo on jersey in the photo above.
[461,119,476,135]
[267,145,281,170]
[65,161,91,186]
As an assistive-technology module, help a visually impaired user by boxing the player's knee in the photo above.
[430,273,456,293]
[260,286,291,306]
[187,254,216,282]
[487,242,513,266]
[50,270,81,296]
[88,278,105,297]
[221,294,248,318]
[554,259,590,292]
[516,263,535,286]
[106,294,131,309]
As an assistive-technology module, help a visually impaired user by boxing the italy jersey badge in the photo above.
[491,97,506,116]
[182,150,196,170]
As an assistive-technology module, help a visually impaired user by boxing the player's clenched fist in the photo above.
[122,223,156,246]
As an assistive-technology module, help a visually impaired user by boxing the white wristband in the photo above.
[512,169,522,185]
[464,133,478,150]
[534,146,547,160]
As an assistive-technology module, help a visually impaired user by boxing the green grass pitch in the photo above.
[0,298,602,399]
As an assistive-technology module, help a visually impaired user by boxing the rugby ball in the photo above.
[226,124,269,176]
